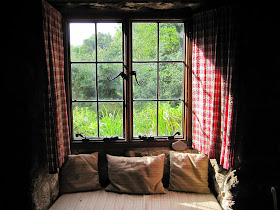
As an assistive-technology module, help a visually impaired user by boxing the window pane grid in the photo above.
[70,21,185,141]
[132,22,184,138]
[70,22,124,139]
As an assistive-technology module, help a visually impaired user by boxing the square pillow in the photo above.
[105,154,166,194]
[168,151,210,193]
[60,153,101,194]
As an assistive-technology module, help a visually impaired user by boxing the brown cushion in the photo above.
[168,151,210,193]
[60,153,101,194]
[125,147,199,188]
[105,154,166,194]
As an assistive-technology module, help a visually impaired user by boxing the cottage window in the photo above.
[68,20,189,142]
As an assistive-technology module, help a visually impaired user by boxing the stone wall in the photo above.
[209,159,239,210]
[30,165,59,210]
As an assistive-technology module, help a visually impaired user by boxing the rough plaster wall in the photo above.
[31,168,59,210]
[209,159,239,210]
[49,0,202,11]
[68,1,200,11]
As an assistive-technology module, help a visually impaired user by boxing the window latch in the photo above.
[168,131,181,140]
[107,71,143,86]
[75,133,89,142]
[103,136,119,143]
[132,71,143,86]
[107,72,127,81]
[138,135,154,141]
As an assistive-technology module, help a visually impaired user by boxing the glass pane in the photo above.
[71,64,96,100]
[158,101,183,136]
[159,23,184,61]
[133,23,157,61]
[97,23,123,62]
[159,63,183,99]
[72,102,98,137]
[98,63,123,100]
[99,102,123,137]
[70,23,95,62]
[133,101,157,136]
[133,63,157,99]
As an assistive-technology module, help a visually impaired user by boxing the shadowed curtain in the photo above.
[192,8,237,169]
[42,0,70,173]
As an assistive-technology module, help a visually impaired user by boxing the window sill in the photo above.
[71,138,190,150]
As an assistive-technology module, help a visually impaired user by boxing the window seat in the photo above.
[50,189,222,210]
[49,147,224,209]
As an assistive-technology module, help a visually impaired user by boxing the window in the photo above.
[132,22,184,137]
[70,22,124,139]
[69,20,187,141]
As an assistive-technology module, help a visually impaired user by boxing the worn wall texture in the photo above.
[31,167,59,210]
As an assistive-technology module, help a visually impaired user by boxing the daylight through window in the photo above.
[132,22,184,137]
[69,21,185,140]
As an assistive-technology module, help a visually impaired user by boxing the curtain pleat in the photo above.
[192,7,236,169]
[42,0,70,173]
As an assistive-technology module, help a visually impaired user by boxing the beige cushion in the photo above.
[168,151,210,193]
[50,190,223,210]
[105,154,166,194]
[60,153,101,194]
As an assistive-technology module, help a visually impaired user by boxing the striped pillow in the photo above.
[168,151,210,193]
[105,154,166,194]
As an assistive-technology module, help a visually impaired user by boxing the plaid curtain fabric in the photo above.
[42,1,70,173]
[192,8,236,169]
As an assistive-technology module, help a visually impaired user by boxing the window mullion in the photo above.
[185,21,192,145]
[156,22,160,137]
[124,20,133,141]
[95,23,100,137]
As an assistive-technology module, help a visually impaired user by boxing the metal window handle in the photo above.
[168,131,181,140]
[75,133,89,142]
[107,70,143,86]
[107,72,127,81]
[132,71,143,86]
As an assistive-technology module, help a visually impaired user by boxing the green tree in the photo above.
[71,22,184,137]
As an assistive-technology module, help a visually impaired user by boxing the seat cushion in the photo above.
[49,190,222,210]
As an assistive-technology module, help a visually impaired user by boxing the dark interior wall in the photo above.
[16,2,63,209]
[233,3,280,209]
[12,1,280,209]
[236,4,279,162]
[12,1,51,209]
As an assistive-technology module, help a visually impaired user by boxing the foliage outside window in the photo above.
[69,21,185,140]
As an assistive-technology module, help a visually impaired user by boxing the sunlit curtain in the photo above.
[42,0,70,173]
[192,8,237,169]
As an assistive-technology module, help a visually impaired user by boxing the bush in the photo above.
[73,102,182,138]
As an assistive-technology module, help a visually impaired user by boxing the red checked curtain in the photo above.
[192,8,237,169]
[42,0,70,173]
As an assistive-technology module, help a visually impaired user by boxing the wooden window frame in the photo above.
[68,21,125,140]
[64,16,193,149]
